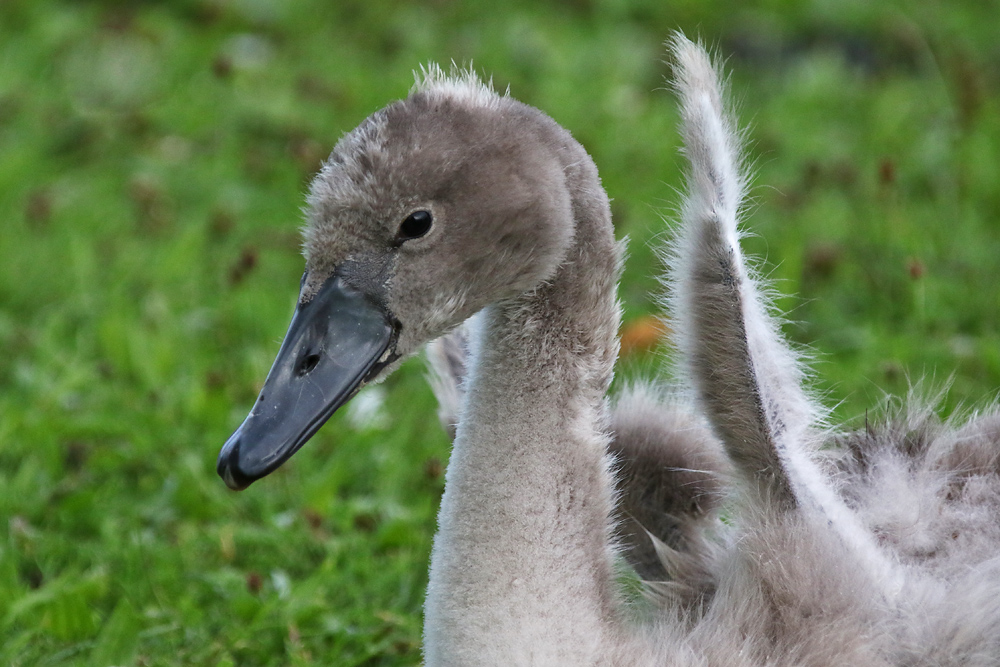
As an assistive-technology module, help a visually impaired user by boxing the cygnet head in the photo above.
[218,68,580,489]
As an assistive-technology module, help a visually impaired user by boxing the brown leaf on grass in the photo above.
[620,315,669,356]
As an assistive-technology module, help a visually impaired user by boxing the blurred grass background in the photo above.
[1,0,998,664]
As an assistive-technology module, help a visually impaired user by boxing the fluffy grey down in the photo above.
[415,35,1000,664]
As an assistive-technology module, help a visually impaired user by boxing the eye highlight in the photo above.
[397,210,433,241]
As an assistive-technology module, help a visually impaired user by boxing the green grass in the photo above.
[1,0,998,664]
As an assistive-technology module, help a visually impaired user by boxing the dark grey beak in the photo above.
[217,275,396,490]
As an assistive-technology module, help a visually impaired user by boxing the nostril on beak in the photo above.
[297,352,321,376]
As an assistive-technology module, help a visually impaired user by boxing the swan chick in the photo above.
[218,62,635,664]
[217,34,1000,666]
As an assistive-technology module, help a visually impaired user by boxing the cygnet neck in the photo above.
[423,137,625,665]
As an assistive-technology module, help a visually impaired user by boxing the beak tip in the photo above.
[218,434,254,491]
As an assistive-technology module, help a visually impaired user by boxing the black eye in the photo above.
[397,210,433,241]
